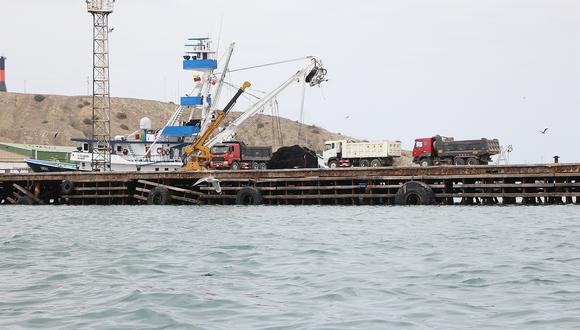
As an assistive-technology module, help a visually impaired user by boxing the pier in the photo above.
[1,164,579,206]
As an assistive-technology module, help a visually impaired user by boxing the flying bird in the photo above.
[193,176,222,194]
[539,128,548,134]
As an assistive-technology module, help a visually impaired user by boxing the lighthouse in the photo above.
[0,56,6,92]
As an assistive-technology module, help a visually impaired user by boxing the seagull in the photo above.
[539,128,548,134]
[108,28,115,33]
[193,176,222,194]
[345,115,350,119]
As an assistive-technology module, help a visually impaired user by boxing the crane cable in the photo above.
[215,56,311,74]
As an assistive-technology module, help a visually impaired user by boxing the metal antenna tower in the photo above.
[86,0,115,171]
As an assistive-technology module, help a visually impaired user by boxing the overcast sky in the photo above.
[1,0,579,163]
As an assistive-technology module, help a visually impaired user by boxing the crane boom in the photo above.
[206,57,326,148]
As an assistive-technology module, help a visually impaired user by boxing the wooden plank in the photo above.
[12,184,43,205]
[133,194,148,202]
[74,186,128,191]
[135,187,151,193]
[5,197,16,204]
[137,180,204,196]
[436,192,580,198]
[171,195,201,205]
[62,194,130,199]
[263,193,396,199]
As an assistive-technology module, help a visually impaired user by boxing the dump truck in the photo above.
[412,135,501,166]
[210,141,272,170]
[322,140,402,168]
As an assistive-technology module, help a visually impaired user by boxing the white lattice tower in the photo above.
[87,0,114,171]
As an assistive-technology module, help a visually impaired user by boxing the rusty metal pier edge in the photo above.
[1,164,579,206]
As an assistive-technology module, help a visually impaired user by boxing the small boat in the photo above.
[25,159,80,172]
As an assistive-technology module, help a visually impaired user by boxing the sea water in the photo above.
[1,205,579,329]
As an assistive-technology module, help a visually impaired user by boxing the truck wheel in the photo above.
[61,180,75,195]
[370,159,382,167]
[466,157,479,165]
[231,162,240,170]
[360,159,370,167]
[419,158,432,167]
[259,162,267,170]
[235,187,263,205]
[147,187,171,205]
[395,181,435,205]
[328,160,338,168]
[252,162,260,170]
[454,158,465,166]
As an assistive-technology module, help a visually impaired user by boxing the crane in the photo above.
[205,56,327,148]
[181,81,251,171]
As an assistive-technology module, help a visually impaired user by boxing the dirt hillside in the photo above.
[0,92,413,165]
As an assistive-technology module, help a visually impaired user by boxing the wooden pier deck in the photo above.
[1,163,579,206]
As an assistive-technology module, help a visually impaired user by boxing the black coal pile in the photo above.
[267,145,319,169]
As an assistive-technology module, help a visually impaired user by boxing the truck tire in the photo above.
[454,157,465,166]
[259,162,267,170]
[419,158,432,167]
[147,187,171,205]
[61,180,75,195]
[328,160,338,168]
[360,159,370,167]
[235,187,263,205]
[370,159,382,167]
[231,162,240,170]
[466,157,479,165]
[395,181,435,205]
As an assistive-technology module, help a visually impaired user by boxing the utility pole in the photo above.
[86,0,114,171]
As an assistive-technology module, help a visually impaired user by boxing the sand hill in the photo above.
[0,92,412,165]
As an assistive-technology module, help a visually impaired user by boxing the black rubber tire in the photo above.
[147,187,171,205]
[360,159,370,167]
[395,181,435,205]
[328,160,338,168]
[466,157,479,165]
[235,187,263,205]
[231,162,240,170]
[16,196,34,205]
[259,162,267,170]
[61,180,75,195]
[370,159,382,167]
[419,158,432,167]
[454,158,465,166]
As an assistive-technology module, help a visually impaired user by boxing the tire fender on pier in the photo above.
[61,180,75,195]
[147,187,171,205]
[395,181,435,205]
[235,187,263,205]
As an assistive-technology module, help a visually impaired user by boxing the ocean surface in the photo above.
[1,205,579,330]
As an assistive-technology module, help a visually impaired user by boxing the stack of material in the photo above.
[267,145,319,169]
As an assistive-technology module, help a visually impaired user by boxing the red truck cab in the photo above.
[412,138,434,159]
[210,143,239,170]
